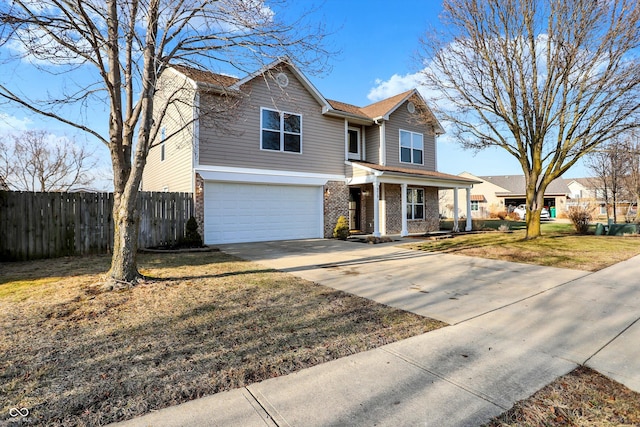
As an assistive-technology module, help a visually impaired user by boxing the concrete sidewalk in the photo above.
[111,239,640,427]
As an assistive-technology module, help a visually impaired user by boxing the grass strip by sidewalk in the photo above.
[408,222,640,271]
[0,251,445,426]
[484,366,640,426]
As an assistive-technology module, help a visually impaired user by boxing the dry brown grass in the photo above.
[485,367,640,427]
[408,230,640,271]
[0,252,445,426]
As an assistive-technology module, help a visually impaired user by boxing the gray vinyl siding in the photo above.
[364,124,380,164]
[384,101,437,171]
[143,71,195,192]
[198,67,345,175]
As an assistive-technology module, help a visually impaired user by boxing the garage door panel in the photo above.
[204,182,323,244]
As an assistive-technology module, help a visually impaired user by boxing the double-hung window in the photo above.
[400,130,423,165]
[407,188,425,220]
[160,127,166,162]
[347,127,360,159]
[261,108,302,153]
[471,200,479,211]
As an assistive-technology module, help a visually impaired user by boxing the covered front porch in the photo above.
[346,162,481,236]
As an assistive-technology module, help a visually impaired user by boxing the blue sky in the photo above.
[301,0,589,178]
[0,0,589,186]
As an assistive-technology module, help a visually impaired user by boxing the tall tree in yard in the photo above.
[420,0,640,238]
[0,0,328,286]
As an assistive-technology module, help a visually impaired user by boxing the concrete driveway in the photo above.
[113,238,640,427]
[220,238,588,325]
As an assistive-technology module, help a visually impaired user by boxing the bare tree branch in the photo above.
[419,0,640,238]
[0,130,99,191]
[0,0,332,283]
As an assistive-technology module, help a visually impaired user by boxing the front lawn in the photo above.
[0,252,445,426]
[411,221,640,271]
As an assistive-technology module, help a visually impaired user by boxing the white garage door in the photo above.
[204,182,323,244]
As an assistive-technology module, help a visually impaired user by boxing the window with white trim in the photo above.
[407,188,425,220]
[347,127,360,159]
[471,200,479,211]
[400,130,423,165]
[160,127,166,162]
[261,108,302,153]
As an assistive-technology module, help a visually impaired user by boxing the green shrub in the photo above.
[333,215,350,240]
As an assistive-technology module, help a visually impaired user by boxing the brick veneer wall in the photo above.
[384,184,440,234]
[384,184,402,234]
[194,173,205,238]
[422,187,440,232]
[324,181,349,238]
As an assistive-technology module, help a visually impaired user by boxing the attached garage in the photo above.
[203,182,324,244]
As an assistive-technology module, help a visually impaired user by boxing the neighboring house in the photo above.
[441,172,571,218]
[142,59,478,244]
[567,178,635,219]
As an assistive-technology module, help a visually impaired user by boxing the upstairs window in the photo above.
[160,127,166,162]
[348,127,360,160]
[261,108,302,153]
[407,188,424,220]
[400,130,423,165]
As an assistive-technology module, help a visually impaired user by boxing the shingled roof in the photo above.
[360,90,415,119]
[170,64,240,88]
[169,62,442,130]
[353,162,481,184]
[481,175,571,195]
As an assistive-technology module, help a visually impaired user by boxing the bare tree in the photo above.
[620,131,640,222]
[0,130,97,191]
[419,0,640,238]
[585,139,627,223]
[0,0,330,286]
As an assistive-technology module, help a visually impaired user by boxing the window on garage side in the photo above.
[160,127,166,162]
[261,108,302,153]
[407,188,424,220]
[400,130,423,165]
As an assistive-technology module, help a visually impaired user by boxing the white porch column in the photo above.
[453,187,460,232]
[465,187,473,231]
[373,181,381,237]
[401,183,408,236]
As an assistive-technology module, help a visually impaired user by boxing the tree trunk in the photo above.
[106,186,142,287]
[524,184,544,239]
[525,209,541,239]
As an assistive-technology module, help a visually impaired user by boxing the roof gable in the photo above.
[167,61,444,132]
[480,175,571,195]
[360,90,415,119]
[169,64,240,88]
[169,59,331,111]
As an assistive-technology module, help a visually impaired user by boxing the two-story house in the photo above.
[142,59,478,244]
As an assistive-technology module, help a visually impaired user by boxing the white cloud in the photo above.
[367,72,422,102]
[0,112,32,131]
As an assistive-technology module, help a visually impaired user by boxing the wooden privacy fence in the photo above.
[0,191,194,261]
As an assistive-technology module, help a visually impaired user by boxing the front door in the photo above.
[349,187,361,231]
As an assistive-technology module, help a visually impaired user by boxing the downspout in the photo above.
[192,91,200,193]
